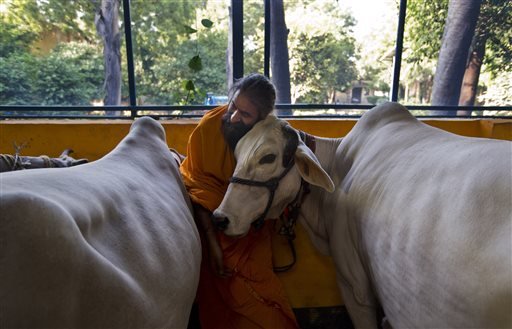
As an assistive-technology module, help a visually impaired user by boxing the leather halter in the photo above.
[273,131,315,271]
[229,158,296,230]
[226,129,315,272]
[228,130,316,231]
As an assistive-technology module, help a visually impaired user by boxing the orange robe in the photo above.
[180,106,298,329]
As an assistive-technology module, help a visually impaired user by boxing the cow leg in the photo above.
[338,281,378,329]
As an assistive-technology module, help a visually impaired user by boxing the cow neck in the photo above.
[311,136,341,177]
[300,136,342,246]
[298,130,316,153]
[273,131,316,273]
[276,131,315,231]
[296,130,317,203]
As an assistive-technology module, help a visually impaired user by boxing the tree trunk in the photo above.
[457,35,487,115]
[270,0,292,115]
[226,4,234,91]
[431,0,482,115]
[95,0,121,114]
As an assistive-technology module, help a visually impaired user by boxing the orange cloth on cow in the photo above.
[180,105,299,329]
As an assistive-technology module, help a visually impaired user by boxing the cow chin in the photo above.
[223,219,252,237]
[225,229,249,239]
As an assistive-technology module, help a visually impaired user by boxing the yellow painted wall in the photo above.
[2,118,510,161]
[1,118,511,309]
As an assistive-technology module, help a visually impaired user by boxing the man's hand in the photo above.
[193,203,232,278]
[206,231,232,278]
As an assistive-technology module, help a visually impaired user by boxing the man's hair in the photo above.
[228,73,276,119]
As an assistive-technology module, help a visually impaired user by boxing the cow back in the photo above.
[333,103,512,327]
[0,117,200,329]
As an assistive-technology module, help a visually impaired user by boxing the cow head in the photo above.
[213,115,334,236]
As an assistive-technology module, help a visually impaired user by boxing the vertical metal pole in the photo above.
[231,0,244,80]
[390,0,407,102]
[264,0,271,78]
[122,0,137,118]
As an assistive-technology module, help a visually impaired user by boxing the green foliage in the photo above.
[477,0,512,76]
[290,33,357,103]
[184,26,198,34]
[406,0,511,75]
[0,21,37,57]
[405,0,449,64]
[33,42,104,105]
[4,0,505,110]
[243,1,265,74]
[359,64,391,94]
[128,0,222,105]
[405,0,511,103]
[3,0,97,41]
[285,0,360,103]
[188,55,203,72]
[0,54,37,105]
[201,19,213,28]
[0,42,104,106]
[0,0,103,110]
[183,80,195,91]
[479,71,512,106]
[1,0,364,108]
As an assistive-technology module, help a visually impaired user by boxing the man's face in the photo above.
[221,92,261,150]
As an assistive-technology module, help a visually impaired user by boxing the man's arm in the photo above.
[193,202,232,278]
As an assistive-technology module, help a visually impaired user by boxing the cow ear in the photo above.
[295,143,335,192]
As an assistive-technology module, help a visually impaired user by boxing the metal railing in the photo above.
[2,104,510,120]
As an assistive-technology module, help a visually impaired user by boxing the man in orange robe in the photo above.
[180,73,298,329]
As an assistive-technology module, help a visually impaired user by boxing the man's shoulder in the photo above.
[201,105,228,123]
[194,105,227,136]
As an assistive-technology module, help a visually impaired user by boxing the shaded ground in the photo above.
[187,304,356,329]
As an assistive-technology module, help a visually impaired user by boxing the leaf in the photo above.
[201,19,213,28]
[183,25,197,34]
[188,55,203,71]
[183,79,195,91]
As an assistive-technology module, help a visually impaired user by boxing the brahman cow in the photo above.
[0,117,200,329]
[213,102,512,328]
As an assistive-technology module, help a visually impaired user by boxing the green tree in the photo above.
[129,0,205,104]
[406,0,511,110]
[0,21,37,57]
[243,1,264,75]
[478,71,512,108]
[1,0,104,110]
[0,54,37,105]
[431,0,482,111]
[95,0,121,107]
[458,0,512,111]
[0,42,103,108]
[290,33,357,103]
[286,1,357,105]
[3,0,97,42]
[270,0,292,115]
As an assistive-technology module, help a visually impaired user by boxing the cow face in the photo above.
[213,115,334,236]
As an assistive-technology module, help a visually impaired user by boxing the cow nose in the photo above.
[211,214,229,231]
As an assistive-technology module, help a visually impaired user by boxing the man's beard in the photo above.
[221,111,252,151]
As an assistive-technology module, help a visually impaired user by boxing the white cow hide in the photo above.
[0,117,201,329]
[214,102,512,329]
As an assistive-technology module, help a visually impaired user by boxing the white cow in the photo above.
[213,102,512,328]
[0,117,200,329]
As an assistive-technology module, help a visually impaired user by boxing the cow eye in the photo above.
[259,154,276,165]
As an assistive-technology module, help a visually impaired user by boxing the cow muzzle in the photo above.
[211,213,229,231]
